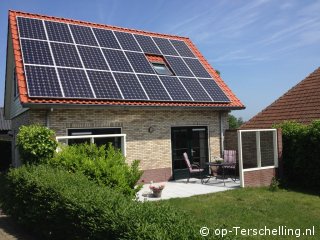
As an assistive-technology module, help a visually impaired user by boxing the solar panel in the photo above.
[87,71,122,99]
[134,34,161,54]
[183,58,211,78]
[114,31,141,51]
[69,24,98,46]
[93,28,121,49]
[102,49,133,72]
[78,46,109,70]
[58,68,94,98]
[179,77,211,101]
[170,39,195,58]
[137,75,171,100]
[25,65,63,97]
[165,56,193,77]
[17,17,47,40]
[51,42,83,68]
[45,21,73,43]
[198,78,230,102]
[113,73,148,100]
[21,39,54,65]
[159,76,192,101]
[125,52,155,74]
[153,37,179,56]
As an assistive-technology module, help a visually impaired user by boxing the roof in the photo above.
[241,67,320,129]
[8,10,244,109]
[0,108,11,131]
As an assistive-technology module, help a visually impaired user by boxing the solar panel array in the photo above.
[17,16,230,103]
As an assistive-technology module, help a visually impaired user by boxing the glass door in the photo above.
[171,126,209,180]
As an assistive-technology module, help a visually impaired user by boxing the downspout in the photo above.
[219,112,224,157]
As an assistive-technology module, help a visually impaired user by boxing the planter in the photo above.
[152,189,162,198]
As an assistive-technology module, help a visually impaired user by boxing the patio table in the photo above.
[204,162,236,186]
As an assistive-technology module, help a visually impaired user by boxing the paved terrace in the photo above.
[137,177,240,201]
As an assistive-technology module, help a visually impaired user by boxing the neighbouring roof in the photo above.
[241,67,320,129]
[7,10,244,109]
[0,108,11,131]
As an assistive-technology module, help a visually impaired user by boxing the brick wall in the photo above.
[12,108,228,182]
[243,168,276,187]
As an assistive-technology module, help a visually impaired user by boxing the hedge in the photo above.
[0,165,231,240]
[275,120,320,190]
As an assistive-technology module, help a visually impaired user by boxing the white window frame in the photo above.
[56,134,127,156]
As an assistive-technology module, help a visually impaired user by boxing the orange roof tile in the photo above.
[9,10,244,109]
[241,67,320,129]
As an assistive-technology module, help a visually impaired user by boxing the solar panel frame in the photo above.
[125,51,155,74]
[50,42,83,68]
[114,31,142,52]
[25,65,63,98]
[69,24,98,46]
[102,49,133,72]
[113,73,148,100]
[92,28,121,49]
[77,45,109,70]
[20,39,54,65]
[57,68,95,98]
[198,78,230,102]
[170,39,195,58]
[137,74,171,100]
[87,70,123,99]
[153,37,179,56]
[134,34,161,54]
[159,76,193,101]
[179,77,212,102]
[183,58,212,78]
[165,56,194,77]
[17,17,47,40]
[44,20,73,43]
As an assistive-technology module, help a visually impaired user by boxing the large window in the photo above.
[56,128,126,155]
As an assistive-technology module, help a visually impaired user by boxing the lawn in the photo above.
[166,188,320,239]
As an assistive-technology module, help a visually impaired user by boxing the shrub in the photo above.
[48,143,143,197]
[17,124,58,164]
[0,165,229,240]
[275,120,320,190]
[269,177,280,192]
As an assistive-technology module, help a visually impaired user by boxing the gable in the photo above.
[8,10,244,109]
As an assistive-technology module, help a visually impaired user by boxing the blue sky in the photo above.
[0,0,319,120]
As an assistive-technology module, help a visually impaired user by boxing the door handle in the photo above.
[191,149,196,156]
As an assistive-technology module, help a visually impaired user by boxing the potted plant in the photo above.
[149,184,165,197]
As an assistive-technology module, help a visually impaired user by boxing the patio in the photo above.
[137,177,240,201]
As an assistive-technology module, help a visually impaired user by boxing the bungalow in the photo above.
[3,10,244,182]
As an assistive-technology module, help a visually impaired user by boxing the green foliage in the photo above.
[48,143,143,197]
[269,177,280,192]
[228,114,244,129]
[17,124,58,164]
[275,120,320,189]
[0,165,226,240]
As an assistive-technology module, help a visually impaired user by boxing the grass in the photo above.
[166,187,320,239]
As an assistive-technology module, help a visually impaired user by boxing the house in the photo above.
[3,10,244,182]
[0,107,12,171]
[242,67,320,129]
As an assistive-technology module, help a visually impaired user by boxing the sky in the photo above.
[0,0,319,121]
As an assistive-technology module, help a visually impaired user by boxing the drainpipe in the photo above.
[46,108,53,128]
[219,112,224,157]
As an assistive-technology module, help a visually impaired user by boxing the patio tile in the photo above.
[137,178,240,201]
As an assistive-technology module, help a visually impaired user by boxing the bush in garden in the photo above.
[48,143,143,197]
[0,165,231,240]
[17,124,58,164]
[275,120,320,190]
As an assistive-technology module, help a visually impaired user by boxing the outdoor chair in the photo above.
[183,152,205,183]
[223,150,237,181]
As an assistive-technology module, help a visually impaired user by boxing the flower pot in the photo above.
[152,189,162,198]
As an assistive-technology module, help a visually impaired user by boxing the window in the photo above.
[67,128,122,150]
[151,62,173,75]
[13,68,18,98]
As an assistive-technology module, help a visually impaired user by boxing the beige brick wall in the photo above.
[12,108,228,179]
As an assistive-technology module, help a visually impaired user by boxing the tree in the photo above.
[228,114,244,129]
